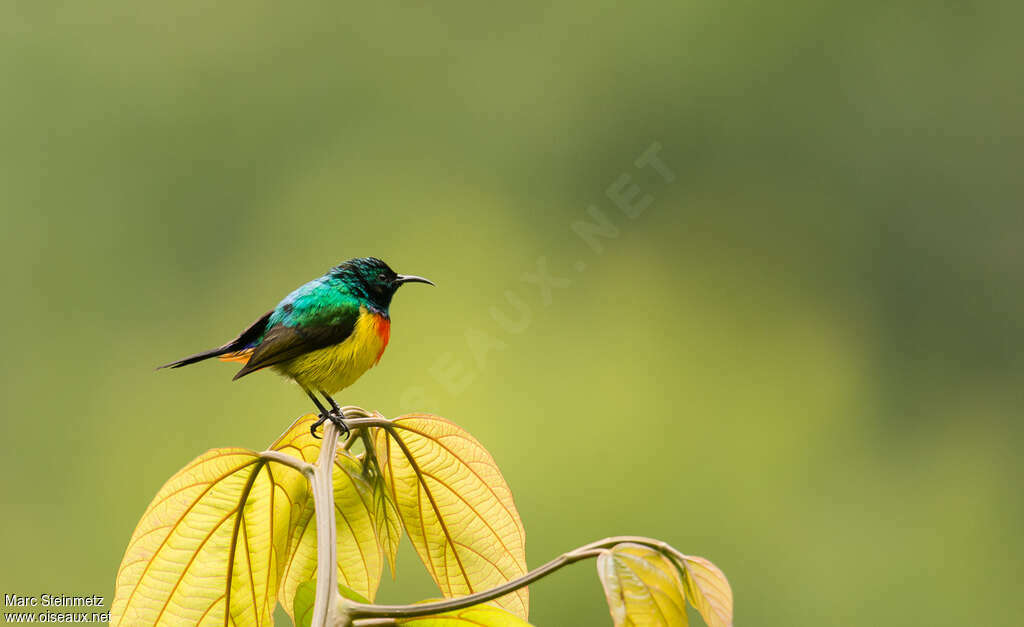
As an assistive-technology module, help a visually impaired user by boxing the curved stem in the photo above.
[337,416,393,429]
[310,406,378,627]
[342,432,359,451]
[258,450,314,476]
[311,420,342,627]
[342,536,671,621]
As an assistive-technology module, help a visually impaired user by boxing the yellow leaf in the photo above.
[373,414,529,619]
[597,543,688,627]
[396,603,533,626]
[271,414,385,619]
[111,448,304,625]
[370,465,403,577]
[676,554,733,627]
[113,415,388,626]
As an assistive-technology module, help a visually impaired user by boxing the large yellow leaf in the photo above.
[270,415,384,619]
[372,414,529,619]
[112,415,387,625]
[111,448,305,625]
[369,465,403,577]
[675,554,733,627]
[597,543,688,627]
[395,603,534,626]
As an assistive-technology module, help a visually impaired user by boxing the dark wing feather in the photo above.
[158,310,273,369]
[232,313,359,380]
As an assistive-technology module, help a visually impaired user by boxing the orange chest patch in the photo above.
[371,314,391,363]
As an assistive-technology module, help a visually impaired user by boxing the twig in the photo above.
[311,420,342,627]
[309,406,379,627]
[259,407,383,627]
[258,450,314,476]
[341,536,675,621]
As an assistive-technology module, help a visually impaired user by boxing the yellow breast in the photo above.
[273,307,390,395]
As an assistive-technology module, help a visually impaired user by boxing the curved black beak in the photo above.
[395,274,435,286]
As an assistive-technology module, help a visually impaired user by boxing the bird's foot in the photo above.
[328,408,350,436]
[310,414,327,439]
[309,410,350,439]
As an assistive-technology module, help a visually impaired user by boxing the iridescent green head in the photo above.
[330,257,433,311]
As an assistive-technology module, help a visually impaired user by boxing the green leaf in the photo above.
[272,415,385,619]
[597,543,689,627]
[372,414,530,619]
[396,603,534,625]
[673,554,733,627]
[292,580,371,627]
[111,448,307,625]
[293,580,315,627]
[338,582,371,604]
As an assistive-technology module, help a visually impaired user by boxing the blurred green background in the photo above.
[2,1,1022,625]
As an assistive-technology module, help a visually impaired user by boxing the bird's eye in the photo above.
[377,272,388,282]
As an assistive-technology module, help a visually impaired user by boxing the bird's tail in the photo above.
[157,310,272,370]
[157,344,246,369]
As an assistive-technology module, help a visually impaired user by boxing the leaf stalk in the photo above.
[340,536,682,622]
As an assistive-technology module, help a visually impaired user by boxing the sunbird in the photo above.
[159,257,433,436]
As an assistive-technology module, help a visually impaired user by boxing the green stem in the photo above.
[342,536,674,621]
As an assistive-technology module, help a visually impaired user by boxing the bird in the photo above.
[159,257,433,437]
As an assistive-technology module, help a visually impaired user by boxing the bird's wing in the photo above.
[232,308,360,380]
[158,310,273,369]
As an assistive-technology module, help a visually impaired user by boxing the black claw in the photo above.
[310,414,328,439]
[309,410,348,439]
[328,409,350,436]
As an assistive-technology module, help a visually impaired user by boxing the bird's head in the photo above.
[330,257,433,311]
